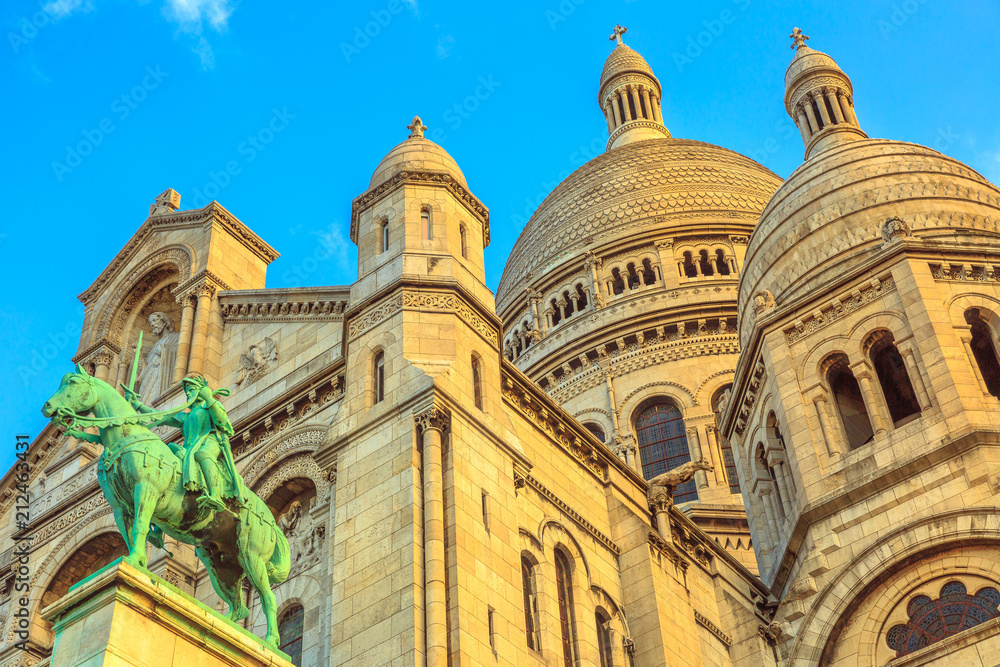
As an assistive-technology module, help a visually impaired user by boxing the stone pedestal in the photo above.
[41,558,293,667]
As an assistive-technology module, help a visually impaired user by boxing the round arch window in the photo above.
[635,402,696,502]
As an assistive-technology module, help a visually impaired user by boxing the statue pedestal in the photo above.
[41,558,293,667]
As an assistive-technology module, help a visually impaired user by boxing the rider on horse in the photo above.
[125,373,247,513]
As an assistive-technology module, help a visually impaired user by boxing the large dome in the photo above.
[496,138,783,311]
[738,138,1000,345]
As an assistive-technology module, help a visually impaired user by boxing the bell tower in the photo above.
[599,25,671,150]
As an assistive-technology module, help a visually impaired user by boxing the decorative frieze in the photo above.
[783,275,896,344]
[348,290,499,346]
[222,299,346,322]
[929,261,1000,283]
[734,361,767,437]
[695,610,732,647]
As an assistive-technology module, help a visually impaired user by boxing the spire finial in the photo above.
[407,116,427,139]
[789,27,809,50]
[609,24,627,46]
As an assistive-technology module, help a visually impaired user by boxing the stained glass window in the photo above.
[279,604,305,666]
[636,403,696,503]
[886,581,1000,656]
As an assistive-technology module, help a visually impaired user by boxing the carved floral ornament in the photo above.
[414,406,450,433]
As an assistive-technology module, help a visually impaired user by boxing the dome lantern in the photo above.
[599,25,671,151]
[784,28,868,160]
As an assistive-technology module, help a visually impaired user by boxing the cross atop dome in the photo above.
[407,116,427,139]
[789,27,809,50]
[609,24,627,46]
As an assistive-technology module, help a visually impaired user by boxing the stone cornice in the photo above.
[77,202,277,304]
[350,170,490,247]
[173,269,231,300]
[519,472,620,555]
[71,338,121,364]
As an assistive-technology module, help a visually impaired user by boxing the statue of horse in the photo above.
[41,364,290,647]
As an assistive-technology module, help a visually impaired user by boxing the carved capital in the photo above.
[414,406,450,434]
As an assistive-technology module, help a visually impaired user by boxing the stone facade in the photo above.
[5,25,998,667]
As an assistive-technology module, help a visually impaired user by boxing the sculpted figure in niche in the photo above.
[136,312,179,402]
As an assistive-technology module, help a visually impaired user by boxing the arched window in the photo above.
[715,249,730,275]
[575,284,588,310]
[712,386,740,494]
[886,582,1000,657]
[373,351,385,404]
[278,604,305,666]
[596,608,613,667]
[611,268,625,295]
[966,308,1000,398]
[41,533,128,626]
[421,208,433,240]
[683,251,698,278]
[550,299,562,326]
[471,354,483,410]
[520,555,540,651]
[380,218,390,254]
[641,258,656,285]
[635,402,697,503]
[554,549,577,666]
[562,291,574,317]
[626,263,640,290]
[583,422,606,443]
[825,354,874,450]
[460,224,468,258]
[699,249,714,276]
[867,332,921,425]
[758,444,785,521]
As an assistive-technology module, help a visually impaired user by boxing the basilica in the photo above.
[5,24,1000,667]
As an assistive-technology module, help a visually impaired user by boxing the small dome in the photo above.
[601,43,657,90]
[739,139,1000,346]
[369,130,467,190]
[784,45,843,90]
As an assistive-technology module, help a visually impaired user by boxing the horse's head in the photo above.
[42,363,100,424]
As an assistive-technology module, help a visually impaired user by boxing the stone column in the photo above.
[898,344,931,410]
[556,299,568,320]
[603,102,614,133]
[811,392,842,458]
[771,459,792,517]
[759,489,779,537]
[824,88,845,123]
[626,86,638,121]
[802,98,820,133]
[704,426,726,486]
[796,108,811,143]
[640,87,653,120]
[838,92,859,125]
[811,91,832,127]
[416,407,450,667]
[854,368,889,435]
[651,94,662,123]
[686,428,709,489]
[650,496,673,543]
[186,284,216,376]
[543,308,554,331]
[173,294,197,383]
[584,252,605,308]
[961,336,992,396]
[611,92,623,127]
[726,254,738,276]
[653,239,677,288]
[93,350,114,383]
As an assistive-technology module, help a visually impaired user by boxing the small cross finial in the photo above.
[407,116,427,139]
[609,24,627,46]
[790,27,809,50]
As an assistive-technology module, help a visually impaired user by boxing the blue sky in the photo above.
[3,0,998,470]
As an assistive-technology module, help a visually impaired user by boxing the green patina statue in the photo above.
[41,364,291,648]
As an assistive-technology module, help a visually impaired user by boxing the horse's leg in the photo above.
[195,546,249,622]
[124,482,158,569]
[244,552,279,647]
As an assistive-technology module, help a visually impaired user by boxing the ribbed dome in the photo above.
[739,139,1000,345]
[496,138,783,311]
[601,43,656,87]
[369,136,467,189]
[784,45,842,89]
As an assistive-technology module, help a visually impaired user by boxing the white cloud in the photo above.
[42,0,94,19]
[435,34,454,59]
[163,0,235,33]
